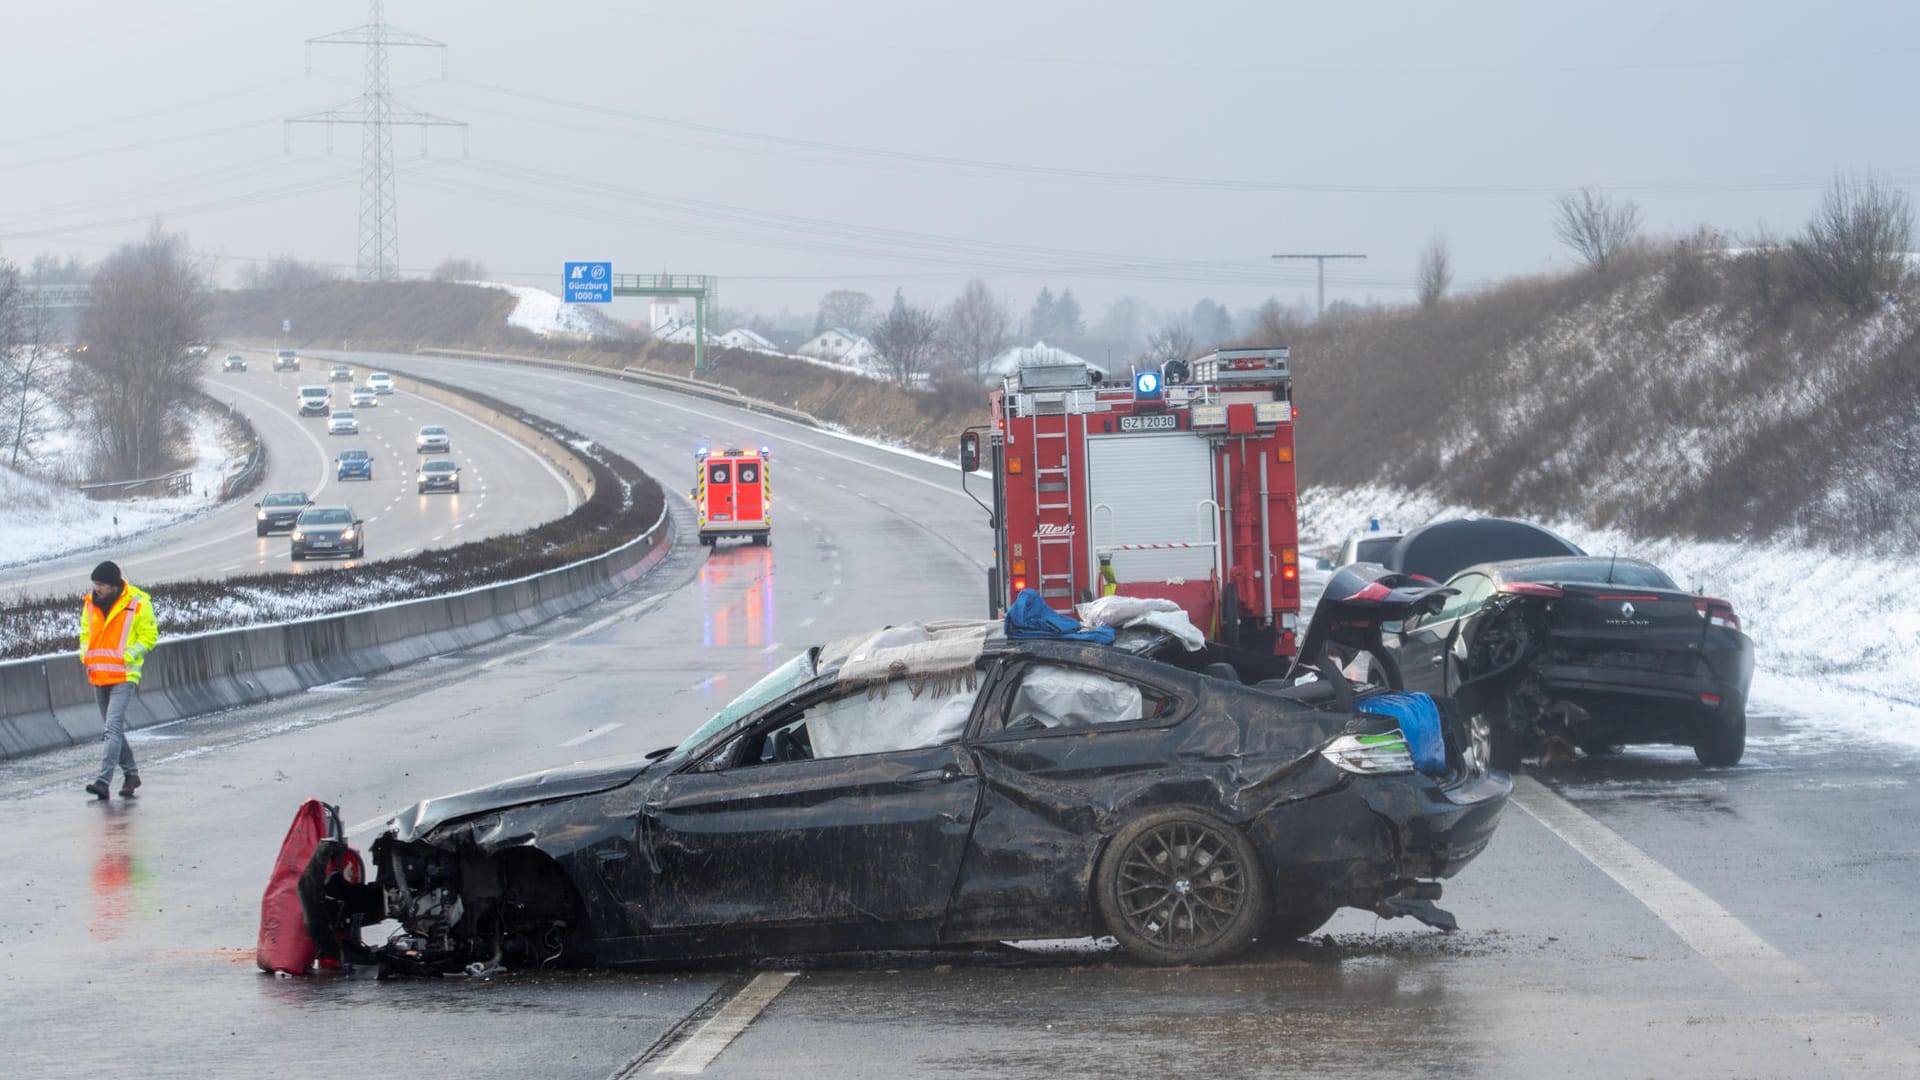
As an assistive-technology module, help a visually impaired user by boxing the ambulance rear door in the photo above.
[732,456,767,526]
[705,458,738,525]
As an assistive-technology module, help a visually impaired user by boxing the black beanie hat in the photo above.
[91,561,123,586]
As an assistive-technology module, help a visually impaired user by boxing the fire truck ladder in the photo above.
[1031,416,1077,602]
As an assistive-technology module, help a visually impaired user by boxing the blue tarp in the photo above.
[1004,589,1116,644]
[1358,692,1447,777]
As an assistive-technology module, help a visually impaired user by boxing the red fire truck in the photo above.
[960,347,1301,658]
[695,446,772,546]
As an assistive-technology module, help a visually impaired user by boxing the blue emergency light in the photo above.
[1134,370,1162,399]
[695,445,710,459]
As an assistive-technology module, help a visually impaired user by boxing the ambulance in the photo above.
[694,446,772,546]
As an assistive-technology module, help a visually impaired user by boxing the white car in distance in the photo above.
[328,410,359,435]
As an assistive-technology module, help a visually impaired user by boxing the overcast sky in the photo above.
[3,0,1915,329]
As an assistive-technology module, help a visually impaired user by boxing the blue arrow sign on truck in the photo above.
[564,262,612,303]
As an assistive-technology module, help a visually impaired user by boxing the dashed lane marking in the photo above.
[652,972,798,1075]
[799,616,815,628]
[559,722,623,748]
[1514,776,1920,1072]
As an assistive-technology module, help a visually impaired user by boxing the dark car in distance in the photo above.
[416,459,459,494]
[300,580,1510,976]
[336,449,374,481]
[1377,556,1754,767]
[290,505,364,561]
[255,490,311,536]
[222,353,247,372]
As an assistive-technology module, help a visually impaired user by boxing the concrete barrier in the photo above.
[0,507,671,761]
[411,347,822,429]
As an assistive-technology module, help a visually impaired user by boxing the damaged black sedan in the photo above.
[308,591,1510,973]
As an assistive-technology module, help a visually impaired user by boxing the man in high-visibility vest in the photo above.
[80,561,158,800]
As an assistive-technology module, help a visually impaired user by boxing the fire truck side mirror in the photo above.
[959,431,980,473]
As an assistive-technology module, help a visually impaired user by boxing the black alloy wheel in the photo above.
[1096,809,1266,965]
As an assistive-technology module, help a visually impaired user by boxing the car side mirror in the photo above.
[354,519,364,526]
[959,431,980,472]
[252,501,261,508]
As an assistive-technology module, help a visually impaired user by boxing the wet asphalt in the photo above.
[2,356,1916,1078]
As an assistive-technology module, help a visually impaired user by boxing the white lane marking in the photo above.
[831,577,841,586]
[480,593,670,670]
[760,643,781,655]
[559,722,623,748]
[799,616,815,628]
[692,675,722,690]
[1514,777,1920,1069]
[653,972,798,1075]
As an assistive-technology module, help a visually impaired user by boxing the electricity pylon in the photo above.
[287,0,466,282]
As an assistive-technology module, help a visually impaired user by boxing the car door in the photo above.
[946,655,1190,940]
[1387,572,1491,695]
[636,671,987,945]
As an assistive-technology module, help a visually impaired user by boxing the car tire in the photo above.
[451,483,459,493]
[256,525,267,537]
[1263,906,1338,943]
[291,551,304,562]
[416,485,425,494]
[1095,808,1266,966]
[1487,721,1523,773]
[1693,700,1746,767]
[354,545,365,559]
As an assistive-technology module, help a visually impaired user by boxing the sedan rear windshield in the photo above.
[1509,559,1676,589]
[263,493,306,507]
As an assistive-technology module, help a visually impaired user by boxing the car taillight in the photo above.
[1011,576,1029,593]
[1693,597,1740,631]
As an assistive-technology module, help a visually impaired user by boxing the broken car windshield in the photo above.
[676,650,818,754]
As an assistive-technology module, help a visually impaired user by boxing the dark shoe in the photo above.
[85,781,110,800]
[119,774,142,797]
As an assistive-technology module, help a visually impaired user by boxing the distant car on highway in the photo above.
[329,363,353,383]
[298,386,330,416]
[336,448,374,482]
[369,372,394,394]
[415,424,450,453]
[290,505,365,561]
[254,491,312,536]
[416,459,460,494]
[274,349,300,372]
[186,342,209,358]
[222,354,247,372]
[328,410,359,435]
[350,385,378,407]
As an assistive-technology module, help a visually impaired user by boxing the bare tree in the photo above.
[0,284,63,468]
[431,257,489,282]
[1417,236,1453,308]
[939,278,1012,381]
[70,223,209,479]
[815,289,875,334]
[1553,188,1641,270]
[1141,322,1195,367]
[1793,173,1914,311]
[869,290,942,386]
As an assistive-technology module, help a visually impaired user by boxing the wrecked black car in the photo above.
[306,585,1510,973]
[1377,556,1756,767]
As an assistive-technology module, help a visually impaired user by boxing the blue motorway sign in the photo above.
[564,262,612,303]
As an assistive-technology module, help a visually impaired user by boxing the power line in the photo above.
[1271,254,1368,315]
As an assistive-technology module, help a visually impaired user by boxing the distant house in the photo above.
[653,319,716,346]
[716,327,779,354]
[798,328,880,370]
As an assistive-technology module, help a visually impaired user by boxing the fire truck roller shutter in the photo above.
[1085,432,1217,585]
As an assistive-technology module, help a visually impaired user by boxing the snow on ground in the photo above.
[0,407,241,574]
[465,281,605,337]
[1301,484,1920,753]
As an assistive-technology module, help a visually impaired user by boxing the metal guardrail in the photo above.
[77,470,193,497]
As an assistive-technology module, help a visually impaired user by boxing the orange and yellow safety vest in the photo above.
[78,584,159,687]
